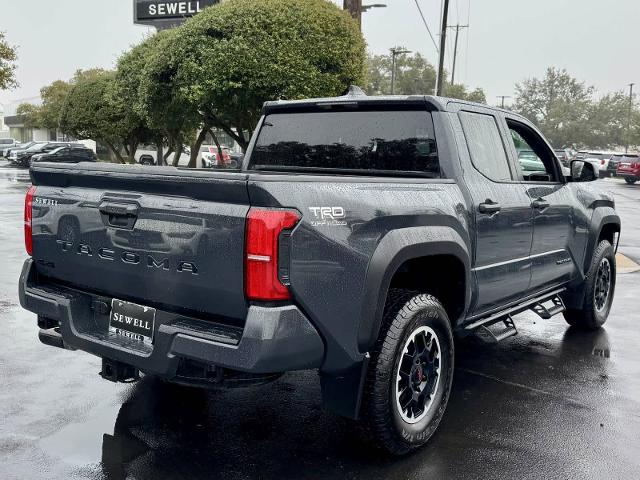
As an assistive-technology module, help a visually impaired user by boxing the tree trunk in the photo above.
[105,141,125,164]
[208,129,224,167]
[172,143,183,167]
[127,140,138,164]
[156,138,164,166]
[164,136,175,163]
[188,128,209,168]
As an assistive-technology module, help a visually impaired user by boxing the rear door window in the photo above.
[250,109,440,177]
[459,111,513,182]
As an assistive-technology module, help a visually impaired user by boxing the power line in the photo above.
[413,0,439,54]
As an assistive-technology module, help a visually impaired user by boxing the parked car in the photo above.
[0,138,20,157]
[30,145,97,165]
[4,141,39,160]
[554,148,573,167]
[20,91,619,455]
[583,152,615,178]
[134,144,196,166]
[10,142,76,168]
[201,145,235,168]
[617,154,640,184]
[607,153,626,177]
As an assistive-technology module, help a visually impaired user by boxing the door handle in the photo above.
[478,200,501,214]
[532,198,550,210]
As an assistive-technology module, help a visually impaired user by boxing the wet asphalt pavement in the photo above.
[1,163,639,480]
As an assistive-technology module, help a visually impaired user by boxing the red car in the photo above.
[617,154,640,184]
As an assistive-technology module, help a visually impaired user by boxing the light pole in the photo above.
[626,83,635,154]
[390,47,411,95]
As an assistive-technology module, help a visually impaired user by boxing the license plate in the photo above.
[109,299,156,346]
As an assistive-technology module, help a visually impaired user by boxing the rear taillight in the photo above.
[245,208,300,301]
[600,159,605,165]
[24,185,36,255]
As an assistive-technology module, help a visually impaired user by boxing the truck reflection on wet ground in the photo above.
[94,313,634,480]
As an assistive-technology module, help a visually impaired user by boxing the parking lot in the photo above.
[1,163,639,480]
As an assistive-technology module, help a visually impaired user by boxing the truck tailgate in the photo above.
[29,163,250,323]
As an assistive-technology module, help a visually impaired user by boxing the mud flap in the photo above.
[320,356,369,420]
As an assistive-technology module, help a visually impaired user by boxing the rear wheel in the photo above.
[363,290,454,455]
[624,178,637,185]
[140,156,154,166]
[564,240,615,329]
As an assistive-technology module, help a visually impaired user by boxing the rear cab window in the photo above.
[249,108,440,178]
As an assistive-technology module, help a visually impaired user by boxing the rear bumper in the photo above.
[19,259,324,377]
[617,167,640,179]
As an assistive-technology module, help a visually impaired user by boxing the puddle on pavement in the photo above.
[38,400,126,467]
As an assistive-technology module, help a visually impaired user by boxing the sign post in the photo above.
[134,0,221,30]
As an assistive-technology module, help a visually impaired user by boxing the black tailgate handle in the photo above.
[98,201,139,229]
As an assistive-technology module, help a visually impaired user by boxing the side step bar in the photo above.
[532,295,565,319]
[479,315,518,342]
[465,288,566,342]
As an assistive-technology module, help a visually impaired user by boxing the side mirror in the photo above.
[570,160,597,182]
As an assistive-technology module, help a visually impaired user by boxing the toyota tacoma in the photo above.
[20,90,620,454]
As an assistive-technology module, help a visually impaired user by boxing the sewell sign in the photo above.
[135,0,220,25]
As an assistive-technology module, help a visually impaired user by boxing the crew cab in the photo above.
[19,90,620,455]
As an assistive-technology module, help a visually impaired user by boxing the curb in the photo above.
[617,253,640,274]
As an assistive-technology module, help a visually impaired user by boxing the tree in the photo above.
[116,37,166,164]
[136,28,201,166]
[15,69,107,132]
[367,52,436,95]
[0,32,18,91]
[586,91,640,149]
[60,71,145,163]
[140,0,366,166]
[513,67,594,147]
[366,51,486,102]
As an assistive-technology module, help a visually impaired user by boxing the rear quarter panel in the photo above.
[247,176,470,372]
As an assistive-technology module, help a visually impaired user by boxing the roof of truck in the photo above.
[262,85,453,113]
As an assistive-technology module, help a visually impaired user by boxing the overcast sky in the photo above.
[1,0,638,107]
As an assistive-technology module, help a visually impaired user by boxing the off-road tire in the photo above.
[362,290,454,455]
[564,240,615,329]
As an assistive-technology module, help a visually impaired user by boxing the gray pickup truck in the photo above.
[20,90,620,454]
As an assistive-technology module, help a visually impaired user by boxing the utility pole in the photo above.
[626,83,635,154]
[390,47,412,94]
[435,0,450,96]
[343,0,362,29]
[497,95,511,108]
[343,1,386,30]
[448,24,468,85]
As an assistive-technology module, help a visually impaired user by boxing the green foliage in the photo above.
[0,32,18,91]
[14,69,107,131]
[514,67,640,149]
[444,83,487,103]
[60,71,142,163]
[366,50,485,102]
[16,102,42,128]
[514,68,594,147]
[139,0,366,159]
[367,52,436,95]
